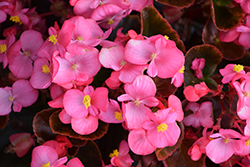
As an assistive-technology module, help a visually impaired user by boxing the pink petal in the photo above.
[57,20,75,48]
[67,157,84,167]
[71,115,99,135]
[63,89,88,119]
[128,129,156,155]
[105,71,122,89]
[91,87,109,112]
[168,95,184,121]
[183,86,200,102]
[59,109,72,124]
[0,88,12,116]
[147,59,158,77]
[119,63,147,83]
[0,10,7,23]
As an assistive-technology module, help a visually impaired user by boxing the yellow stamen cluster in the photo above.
[108,19,114,25]
[9,16,22,25]
[83,95,91,109]
[114,111,122,121]
[109,149,119,158]
[49,35,57,44]
[246,139,250,146]
[42,64,50,74]
[42,162,50,167]
[164,35,169,40]
[134,100,140,107]
[233,64,244,73]
[9,96,14,102]
[120,60,126,66]
[245,91,249,97]
[0,44,7,53]
[72,64,77,71]
[223,138,230,144]
[157,123,168,132]
[24,51,30,56]
[179,66,185,73]
[151,52,157,59]
[77,36,84,41]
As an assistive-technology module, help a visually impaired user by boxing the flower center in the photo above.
[72,64,77,70]
[134,99,140,107]
[9,96,14,102]
[49,35,57,44]
[108,19,114,25]
[179,66,185,73]
[164,35,169,40]
[83,95,91,109]
[245,91,249,97]
[157,123,168,132]
[0,44,7,53]
[120,60,126,66]
[42,161,50,167]
[151,52,157,59]
[114,111,122,121]
[24,51,30,56]
[246,139,250,146]
[223,138,230,144]
[9,15,22,25]
[109,149,119,158]
[77,36,83,41]
[42,64,50,74]
[233,64,244,73]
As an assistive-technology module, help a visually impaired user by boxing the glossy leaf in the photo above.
[33,108,58,143]
[0,115,8,129]
[163,138,206,167]
[68,146,79,157]
[155,0,195,8]
[49,110,109,140]
[141,5,186,53]
[211,0,244,30]
[153,77,177,98]
[77,141,103,167]
[202,18,245,60]
[184,44,223,86]
[155,122,184,160]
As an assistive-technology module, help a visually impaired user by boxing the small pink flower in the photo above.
[183,101,214,128]
[233,80,250,108]
[219,64,245,84]
[168,94,184,122]
[118,75,159,129]
[191,58,205,79]
[109,140,134,167]
[30,145,68,167]
[183,82,210,102]
[206,129,242,164]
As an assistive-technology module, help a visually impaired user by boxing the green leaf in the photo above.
[211,0,244,30]
[155,122,184,160]
[155,0,195,8]
[184,44,223,86]
[77,141,103,167]
[33,108,58,143]
[163,138,206,167]
[202,18,245,60]
[0,115,8,129]
[49,110,109,140]
[141,5,186,53]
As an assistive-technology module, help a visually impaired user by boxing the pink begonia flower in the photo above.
[188,128,210,161]
[63,86,108,135]
[30,145,68,167]
[6,0,29,25]
[37,20,75,60]
[118,75,159,129]
[128,128,156,155]
[98,99,125,123]
[183,82,210,102]
[183,101,214,128]
[168,94,184,122]
[234,135,250,156]
[142,108,180,148]
[30,58,52,89]
[43,136,72,158]
[124,35,184,79]
[0,80,38,115]
[108,140,134,167]
[191,58,205,79]
[233,80,250,108]
[52,48,100,89]
[234,0,250,13]
[206,129,242,164]
[0,34,16,68]
[219,64,245,84]
[236,15,250,48]
[66,157,85,167]
[171,66,184,87]
[99,45,147,84]
[8,133,34,157]
[91,4,128,29]
[8,30,43,79]
[126,0,153,12]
